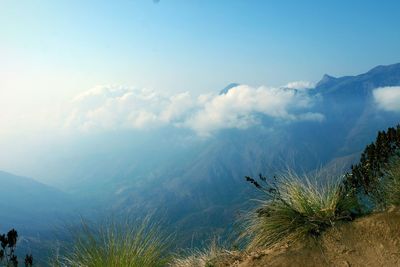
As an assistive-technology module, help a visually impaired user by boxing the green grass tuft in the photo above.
[53,216,171,267]
[170,239,236,267]
[241,171,358,249]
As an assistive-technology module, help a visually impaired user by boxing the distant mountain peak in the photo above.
[312,62,400,99]
[316,74,337,88]
[365,62,400,75]
[219,83,240,95]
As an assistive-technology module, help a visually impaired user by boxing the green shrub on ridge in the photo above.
[380,157,400,207]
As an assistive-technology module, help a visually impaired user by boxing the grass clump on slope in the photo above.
[170,239,236,267]
[54,216,171,267]
[241,172,358,249]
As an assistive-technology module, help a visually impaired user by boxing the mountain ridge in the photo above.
[0,170,76,233]
[59,62,400,246]
[3,63,399,249]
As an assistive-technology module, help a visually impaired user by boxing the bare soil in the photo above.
[215,207,400,267]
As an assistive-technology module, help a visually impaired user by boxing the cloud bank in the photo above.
[373,86,400,112]
[66,84,323,136]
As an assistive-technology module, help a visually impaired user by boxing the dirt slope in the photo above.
[217,207,400,267]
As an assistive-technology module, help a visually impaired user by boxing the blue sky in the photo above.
[2,0,400,91]
[0,0,399,137]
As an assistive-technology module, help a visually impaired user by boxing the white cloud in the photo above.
[373,86,400,112]
[284,81,315,90]
[66,84,324,135]
[185,85,322,136]
[66,86,169,131]
[159,92,193,123]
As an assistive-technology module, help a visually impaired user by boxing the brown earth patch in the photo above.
[214,207,400,267]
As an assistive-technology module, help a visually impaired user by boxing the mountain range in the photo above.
[1,63,399,249]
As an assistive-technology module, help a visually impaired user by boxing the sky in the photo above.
[1,0,400,138]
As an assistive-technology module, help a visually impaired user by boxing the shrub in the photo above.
[345,125,400,199]
[380,157,400,207]
[0,228,33,267]
[241,172,358,249]
[54,217,171,267]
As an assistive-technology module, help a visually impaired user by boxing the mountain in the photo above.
[60,63,398,246]
[311,63,400,155]
[7,63,400,248]
[0,171,80,263]
[0,171,75,234]
[219,83,240,95]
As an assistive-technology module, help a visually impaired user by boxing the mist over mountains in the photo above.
[1,63,400,248]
